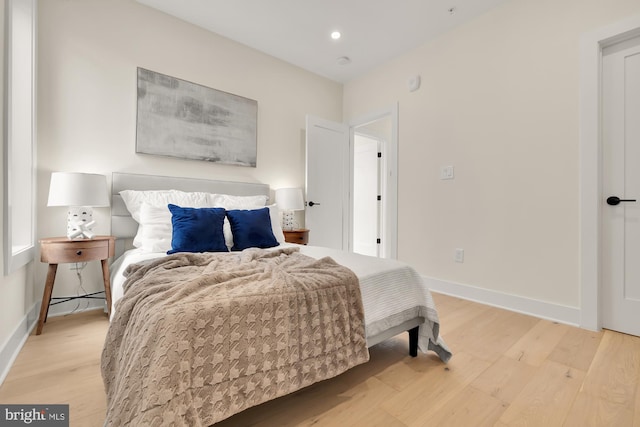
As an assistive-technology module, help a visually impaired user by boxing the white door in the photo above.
[305,115,349,249]
[602,35,640,337]
[353,134,380,257]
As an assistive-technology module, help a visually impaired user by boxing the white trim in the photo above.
[3,0,37,275]
[0,302,37,386]
[426,276,580,326]
[348,103,399,259]
[579,15,640,331]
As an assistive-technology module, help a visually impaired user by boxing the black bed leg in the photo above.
[408,326,419,357]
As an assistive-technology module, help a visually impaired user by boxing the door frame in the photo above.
[348,104,399,259]
[580,15,640,331]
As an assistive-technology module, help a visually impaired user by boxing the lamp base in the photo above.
[67,206,96,239]
[281,210,296,231]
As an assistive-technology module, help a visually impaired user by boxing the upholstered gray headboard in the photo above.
[111,172,270,258]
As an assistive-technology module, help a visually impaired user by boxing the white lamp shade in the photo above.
[47,172,110,207]
[275,188,304,211]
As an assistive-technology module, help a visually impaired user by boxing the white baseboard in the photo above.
[0,301,106,387]
[424,276,581,326]
[0,302,38,387]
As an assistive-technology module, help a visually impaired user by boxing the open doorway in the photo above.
[350,105,398,259]
[353,132,381,256]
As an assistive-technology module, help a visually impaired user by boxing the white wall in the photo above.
[343,0,640,312]
[36,0,343,314]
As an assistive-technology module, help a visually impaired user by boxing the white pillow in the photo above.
[138,203,172,253]
[120,190,172,223]
[120,189,211,248]
[120,189,211,221]
[268,204,286,244]
[208,193,268,209]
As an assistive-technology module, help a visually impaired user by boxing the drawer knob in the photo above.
[76,250,82,256]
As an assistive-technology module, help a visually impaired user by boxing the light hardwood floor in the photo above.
[1,293,639,426]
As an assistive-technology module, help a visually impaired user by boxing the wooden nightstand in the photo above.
[283,229,309,245]
[37,236,115,335]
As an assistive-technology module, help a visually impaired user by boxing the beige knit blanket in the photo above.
[101,247,369,426]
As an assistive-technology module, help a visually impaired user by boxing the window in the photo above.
[3,0,36,274]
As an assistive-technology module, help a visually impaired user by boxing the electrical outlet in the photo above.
[454,248,464,263]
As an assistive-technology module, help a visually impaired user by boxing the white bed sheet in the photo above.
[110,244,450,360]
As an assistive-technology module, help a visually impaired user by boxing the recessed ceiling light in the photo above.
[331,31,341,40]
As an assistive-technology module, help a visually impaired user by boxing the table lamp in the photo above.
[275,188,304,231]
[47,172,110,239]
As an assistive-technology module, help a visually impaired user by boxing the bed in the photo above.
[102,172,451,426]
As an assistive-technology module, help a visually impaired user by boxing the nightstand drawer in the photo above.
[51,245,109,263]
[283,229,309,245]
[40,237,114,264]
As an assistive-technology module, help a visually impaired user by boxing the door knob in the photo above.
[307,201,320,207]
[607,196,637,206]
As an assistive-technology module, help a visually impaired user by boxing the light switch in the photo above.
[440,166,454,180]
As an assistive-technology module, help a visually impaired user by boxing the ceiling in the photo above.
[136,0,512,83]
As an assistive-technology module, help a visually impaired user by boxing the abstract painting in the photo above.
[136,68,257,167]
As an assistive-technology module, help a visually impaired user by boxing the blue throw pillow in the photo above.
[227,207,279,251]
[167,204,228,254]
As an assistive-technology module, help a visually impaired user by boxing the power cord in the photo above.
[66,262,89,316]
